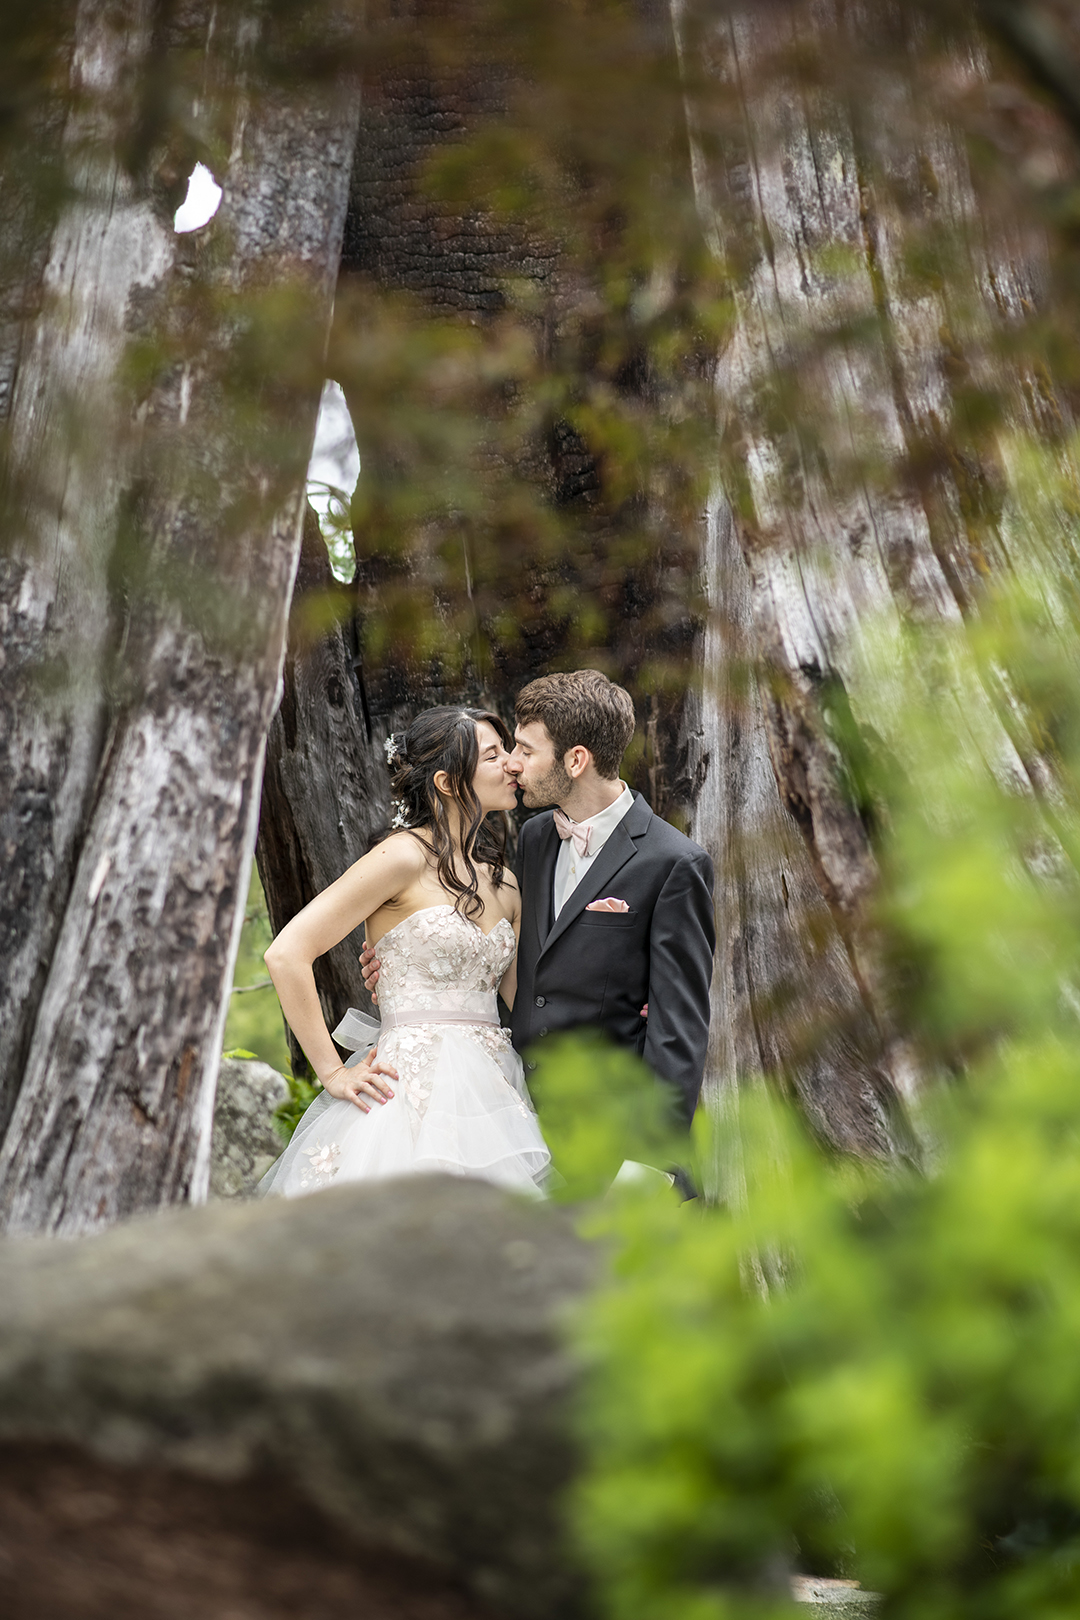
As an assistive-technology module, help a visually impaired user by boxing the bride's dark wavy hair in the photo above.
[385,706,512,920]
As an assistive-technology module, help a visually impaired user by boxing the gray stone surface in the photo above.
[209,1057,289,1198]
[797,1598,881,1619]
[0,1176,595,1616]
[792,1577,881,1616]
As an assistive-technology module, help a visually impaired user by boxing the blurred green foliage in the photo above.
[270,1073,324,1145]
[224,871,323,1143]
[561,525,1080,1620]
[572,1063,1080,1620]
[529,1031,687,1203]
[223,868,291,1076]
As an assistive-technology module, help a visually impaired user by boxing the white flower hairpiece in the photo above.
[390,799,411,829]
[384,733,400,765]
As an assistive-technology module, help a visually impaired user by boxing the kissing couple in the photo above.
[260,670,715,1199]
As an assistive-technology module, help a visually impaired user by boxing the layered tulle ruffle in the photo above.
[259,1021,550,1199]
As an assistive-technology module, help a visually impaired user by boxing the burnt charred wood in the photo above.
[255,506,387,1077]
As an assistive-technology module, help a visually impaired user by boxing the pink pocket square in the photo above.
[586,897,630,912]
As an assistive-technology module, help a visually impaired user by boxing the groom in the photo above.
[507,670,715,1129]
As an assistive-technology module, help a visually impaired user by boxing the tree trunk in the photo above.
[337,15,560,725]
[0,10,360,1235]
[684,497,911,1174]
[676,0,1067,1154]
[0,1,174,1144]
[255,505,388,1076]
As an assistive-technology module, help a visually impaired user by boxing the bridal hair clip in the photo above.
[384,732,405,769]
[389,798,411,830]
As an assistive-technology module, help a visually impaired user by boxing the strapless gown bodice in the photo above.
[376,904,515,1024]
[260,904,550,1200]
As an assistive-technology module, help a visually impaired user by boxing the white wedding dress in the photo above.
[259,904,551,1199]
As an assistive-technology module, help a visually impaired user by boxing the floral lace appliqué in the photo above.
[463,1021,513,1063]
[377,906,515,1017]
[299,1139,340,1189]
[385,1024,438,1118]
[368,905,523,1123]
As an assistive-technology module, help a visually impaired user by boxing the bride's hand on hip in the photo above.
[321,1049,397,1111]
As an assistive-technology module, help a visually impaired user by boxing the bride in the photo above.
[259,706,551,1198]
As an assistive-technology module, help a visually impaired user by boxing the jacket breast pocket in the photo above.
[579,910,638,928]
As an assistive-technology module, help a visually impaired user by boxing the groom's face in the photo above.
[508,721,573,809]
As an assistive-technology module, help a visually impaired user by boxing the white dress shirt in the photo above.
[553,782,634,917]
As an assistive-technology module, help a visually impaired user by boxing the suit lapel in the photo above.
[540,793,653,957]
[528,814,560,952]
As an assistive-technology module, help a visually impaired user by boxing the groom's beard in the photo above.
[519,758,573,809]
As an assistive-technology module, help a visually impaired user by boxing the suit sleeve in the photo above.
[642,848,716,1127]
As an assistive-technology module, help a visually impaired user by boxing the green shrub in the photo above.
[271,1073,324,1144]
[569,1059,1080,1620]
[557,565,1080,1620]
[223,868,291,1075]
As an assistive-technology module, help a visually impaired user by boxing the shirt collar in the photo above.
[575,782,633,852]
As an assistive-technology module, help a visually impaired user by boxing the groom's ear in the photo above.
[565,745,593,780]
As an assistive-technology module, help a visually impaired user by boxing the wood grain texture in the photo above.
[678,0,1068,1153]
[687,495,914,1172]
[0,18,360,1235]
[0,0,175,1142]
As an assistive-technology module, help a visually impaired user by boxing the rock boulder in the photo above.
[0,1176,595,1617]
[208,1056,290,1198]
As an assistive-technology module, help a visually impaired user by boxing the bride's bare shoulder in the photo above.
[358,830,430,878]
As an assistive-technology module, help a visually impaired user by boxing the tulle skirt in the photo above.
[259,1020,550,1199]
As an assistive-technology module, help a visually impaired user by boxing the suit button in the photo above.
[535,995,545,1007]
[539,1028,548,1039]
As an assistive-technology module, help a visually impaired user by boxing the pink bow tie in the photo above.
[553,807,592,859]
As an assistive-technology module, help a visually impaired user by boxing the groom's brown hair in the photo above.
[515,670,635,780]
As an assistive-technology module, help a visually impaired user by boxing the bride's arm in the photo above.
[264,834,423,1108]
[497,878,522,1011]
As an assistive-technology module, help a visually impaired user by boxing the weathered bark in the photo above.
[678,0,1068,1149]
[0,3,173,1144]
[0,11,76,424]
[343,29,555,313]
[686,498,910,1175]
[0,12,360,1235]
[255,505,387,1075]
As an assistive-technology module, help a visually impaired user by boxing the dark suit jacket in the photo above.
[511,792,716,1126]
